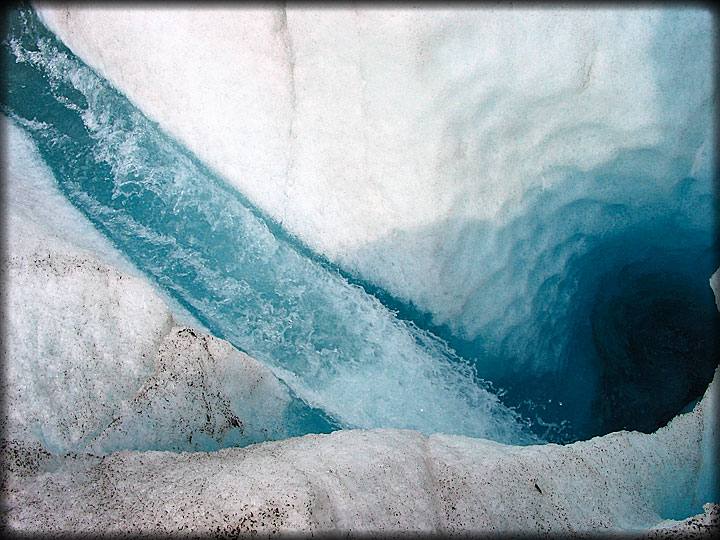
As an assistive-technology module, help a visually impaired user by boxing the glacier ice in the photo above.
[3,186,718,529]
[28,4,719,441]
[2,3,719,534]
[3,209,718,534]
[33,6,713,263]
[4,119,171,454]
[2,6,538,445]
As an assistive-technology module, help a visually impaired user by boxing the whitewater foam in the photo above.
[4,4,715,445]
[3,8,537,445]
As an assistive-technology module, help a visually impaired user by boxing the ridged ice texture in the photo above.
[2,8,536,445]
[31,7,712,265]
[31,6,718,441]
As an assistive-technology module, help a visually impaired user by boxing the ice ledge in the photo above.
[2,376,717,536]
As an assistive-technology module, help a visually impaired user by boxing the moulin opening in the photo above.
[339,188,719,445]
[2,4,716,451]
[591,259,719,436]
[477,231,719,445]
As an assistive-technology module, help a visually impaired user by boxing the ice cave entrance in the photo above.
[3,6,717,447]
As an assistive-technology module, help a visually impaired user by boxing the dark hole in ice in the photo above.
[481,243,720,444]
[592,267,719,435]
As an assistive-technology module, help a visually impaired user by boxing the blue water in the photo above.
[2,7,539,446]
[3,6,717,447]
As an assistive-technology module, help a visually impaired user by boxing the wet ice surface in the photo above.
[28,5,719,442]
[2,117,313,455]
[2,5,719,534]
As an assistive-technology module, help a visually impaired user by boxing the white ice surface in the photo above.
[85,326,293,454]
[33,5,714,343]
[2,367,717,534]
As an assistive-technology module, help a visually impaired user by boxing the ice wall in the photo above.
[33,5,714,328]
[31,5,718,440]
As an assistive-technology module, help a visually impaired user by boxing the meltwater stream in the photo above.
[3,7,537,446]
[3,7,718,446]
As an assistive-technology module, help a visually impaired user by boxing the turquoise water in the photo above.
[3,6,717,447]
[2,7,538,446]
